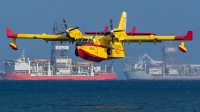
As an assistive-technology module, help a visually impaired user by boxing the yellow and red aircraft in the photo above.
[6,11,193,62]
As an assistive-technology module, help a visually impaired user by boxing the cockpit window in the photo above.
[88,39,93,43]
[77,38,93,43]
[77,38,83,42]
[82,39,88,42]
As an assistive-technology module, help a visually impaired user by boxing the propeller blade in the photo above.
[105,32,111,35]
[110,19,113,30]
[114,30,124,32]
[111,35,114,44]
[69,26,79,31]
[63,19,68,29]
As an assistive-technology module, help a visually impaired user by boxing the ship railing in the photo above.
[96,70,115,74]
[67,72,91,76]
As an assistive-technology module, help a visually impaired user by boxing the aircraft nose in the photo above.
[75,42,79,46]
[75,48,79,57]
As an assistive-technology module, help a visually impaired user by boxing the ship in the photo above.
[0,49,116,80]
[123,53,200,80]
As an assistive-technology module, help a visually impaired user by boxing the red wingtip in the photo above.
[6,28,17,38]
[184,30,193,41]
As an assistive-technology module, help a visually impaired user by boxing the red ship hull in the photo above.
[0,73,117,80]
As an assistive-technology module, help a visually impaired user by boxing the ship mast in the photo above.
[20,48,25,62]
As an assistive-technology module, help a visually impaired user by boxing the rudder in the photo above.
[117,11,127,31]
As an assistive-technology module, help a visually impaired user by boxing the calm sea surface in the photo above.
[0,80,200,111]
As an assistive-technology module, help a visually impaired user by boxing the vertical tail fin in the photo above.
[117,11,127,31]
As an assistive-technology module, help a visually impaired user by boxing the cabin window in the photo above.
[88,39,94,43]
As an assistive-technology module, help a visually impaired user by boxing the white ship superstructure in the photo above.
[123,53,200,80]
[2,49,31,74]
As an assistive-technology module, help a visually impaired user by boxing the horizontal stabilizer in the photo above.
[85,26,110,36]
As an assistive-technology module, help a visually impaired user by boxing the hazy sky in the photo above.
[0,0,199,79]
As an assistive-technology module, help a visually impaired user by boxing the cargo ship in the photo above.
[0,49,116,80]
[123,53,200,80]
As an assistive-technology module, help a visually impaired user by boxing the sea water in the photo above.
[0,80,200,111]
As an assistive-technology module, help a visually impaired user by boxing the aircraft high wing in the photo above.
[117,30,192,52]
[6,19,92,50]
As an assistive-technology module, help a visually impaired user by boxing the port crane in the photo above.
[140,53,163,65]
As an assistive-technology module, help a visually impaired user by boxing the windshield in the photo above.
[77,38,93,43]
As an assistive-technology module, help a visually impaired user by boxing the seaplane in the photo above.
[6,11,193,62]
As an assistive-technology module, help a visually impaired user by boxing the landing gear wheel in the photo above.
[75,49,79,57]
[107,47,112,55]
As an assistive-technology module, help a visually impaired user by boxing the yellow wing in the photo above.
[117,30,193,52]
[6,28,92,50]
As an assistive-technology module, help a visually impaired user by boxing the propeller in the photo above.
[56,19,79,43]
[109,19,123,44]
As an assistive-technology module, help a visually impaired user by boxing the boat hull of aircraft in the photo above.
[77,46,106,62]
[75,41,125,62]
